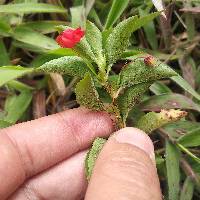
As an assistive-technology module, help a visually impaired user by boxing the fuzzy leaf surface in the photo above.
[75,73,103,111]
[85,137,106,180]
[85,21,105,67]
[117,82,152,120]
[38,56,89,77]
[120,60,176,88]
[105,12,160,65]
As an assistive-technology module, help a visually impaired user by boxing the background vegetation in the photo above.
[0,0,200,199]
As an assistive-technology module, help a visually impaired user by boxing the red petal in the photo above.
[62,29,74,40]
[73,28,85,42]
[55,28,85,48]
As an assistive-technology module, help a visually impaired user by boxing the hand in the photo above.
[0,108,162,200]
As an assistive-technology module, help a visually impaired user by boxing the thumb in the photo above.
[85,127,162,200]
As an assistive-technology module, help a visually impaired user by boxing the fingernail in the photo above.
[113,127,155,163]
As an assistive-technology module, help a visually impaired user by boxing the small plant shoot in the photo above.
[37,12,189,180]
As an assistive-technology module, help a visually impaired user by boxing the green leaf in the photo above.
[139,8,158,50]
[0,66,33,87]
[38,56,89,77]
[0,19,12,37]
[13,26,59,51]
[104,0,129,29]
[4,91,32,124]
[86,21,105,68]
[20,21,67,34]
[0,120,12,129]
[105,12,160,65]
[70,5,85,28]
[163,121,200,140]
[31,48,76,67]
[183,176,195,198]
[85,137,106,180]
[136,109,187,134]
[180,177,194,200]
[139,94,200,112]
[0,3,66,14]
[166,141,180,200]
[117,82,152,120]
[120,60,176,88]
[171,75,200,101]
[7,80,34,92]
[0,39,10,66]
[74,37,96,62]
[178,127,200,147]
[75,73,104,111]
[150,81,172,95]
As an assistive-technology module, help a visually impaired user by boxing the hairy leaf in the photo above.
[85,137,106,180]
[38,56,89,77]
[120,59,176,88]
[86,21,105,68]
[105,12,160,65]
[117,82,152,120]
[75,73,103,111]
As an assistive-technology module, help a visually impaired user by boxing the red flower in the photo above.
[56,27,85,48]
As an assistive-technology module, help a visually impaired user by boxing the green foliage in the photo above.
[139,7,158,50]
[171,75,200,101]
[0,66,33,87]
[0,1,199,199]
[136,109,187,134]
[13,26,59,52]
[178,128,200,147]
[75,73,104,111]
[117,82,152,121]
[85,137,106,180]
[38,56,89,77]
[105,12,160,65]
[70,5,85,27]
[73,37,96,62]
[166,141,181,200]
[180,177,194,200]
[0,39,10,65]
[105,0,129,29]
[139,93,200,112]
[4,91,32,124]
[85,21,105,69]
[0,3,66,14]
[120,59,176,88]
[150,81,172,95]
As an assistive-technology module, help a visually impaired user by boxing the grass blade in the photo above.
[105,0,129,29]
[180,177,194,200]
[0,3,66,14]
[166,140,180,200]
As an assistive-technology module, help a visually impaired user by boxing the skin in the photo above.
[0,107,162,200]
